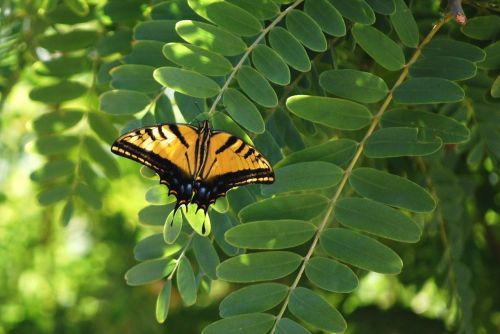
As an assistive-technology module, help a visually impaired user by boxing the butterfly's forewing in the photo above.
[111,124,198,206]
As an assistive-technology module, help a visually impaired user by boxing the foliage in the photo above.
[1,0,499,333]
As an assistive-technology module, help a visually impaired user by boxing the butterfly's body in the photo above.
[111,121,274,214]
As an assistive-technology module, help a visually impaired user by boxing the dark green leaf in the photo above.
[237,66,278,108]
[286,10,327,52]
[461,15,500,40]
[262,161,343,195]
[390,0,419,47]
[239,194,329,222]
[410,56,477,81]
[276,318,312,334]
[286,95,372,130]
[336,197,421,242]
[319,69,388,103]
[366,0,395,14]
[269,27,311,72]
[304,0,345,37]
[329,0,375,24]
[193,234,219,280]
[223,88,264,134]
[352,24,405,71]
[139,204,173,226]
[305,257,358,293]
[100,90,151,115]
[422,38,486,62]
[393,78,464,104]
[252,45,290,85]
[365,127,442,158]
[33,109,84,135]
[124,40,171,67]
[110,64,160,93]
[175,20,247,56]
[134,20,181,42]
[87,112,119,144]
[219,283,288,318]
[154,67,220,98]
[35,135,79,155]
[225,220,316,249]
[125,258,176,286]
[481,41,500,70]
[37,185,72,206]
[96,30,132,56]
[60,199,73,226]
[289,287,346,333]
[134,233,187,261]
[177,257,197,306]
[321,228,403,274]
[217,251,302,282]
[349,167,436,212]
[31,160,74,183]
[38,30,98,52]
[226,0,279,20]
[36,55,90,77]
[75,183,102,210]
[202,313,275,334]
[84,136,120,178]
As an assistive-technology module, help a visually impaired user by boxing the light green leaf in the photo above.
[134,233,187,261]
[134,20,181,42]
[329,0,375,24]
[125,259,176,286]
[193,234,219,279]
[336,197,421,242]
[202,313,275,334]
[422,38,486,62]
[288,287,346,333]
[188,0,262,36]
[481,41,500,70]
[156,280,172,323]
[286,95,372,130]
[100,89,151,114]
[32,109,84,134]
[64,0,89,15]
[110,64,160,93]
[239,194,329,222]
[252,44,290,85]
[286,10,327,52]
[219,283,288,317]
[304,0,345,37]
[177,257,197,306]
[38,30,98,52]
[393,78,464,104]
[305,257,358,293]
[226,0,279,20]
[410,56,477,81]
[262,161,343,195]
[366,0,395,14]
[380,108,470,144]
[461,15,500,40]
[365,127,442,158]
[321,228,403,274]
[30,81,87,103]
[31,160,74,183]
[163,43,233,76]
[491,76,500,98]
[145,185,175,205]
[164,210,183,244]
[210,211,239,256]
[390,0,419,47]
[225,220,316,249]
[319,69,388,103]
[276,318,312,334]
[349,167,436,212]
[176,20,247,56]
[223,88,265,134]
[37,185,72,206]
[35,135,79,155]
[352,23,405,71]
[237,66,278,108]
[217,251,302,282]
[269,27,311,72]
[276,139,357,168]
[183,204,211,236]
[154,67,220,98]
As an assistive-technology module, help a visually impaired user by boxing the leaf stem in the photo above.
[269,15,452,333]
[207,0,305,116]
[167,232,195,280]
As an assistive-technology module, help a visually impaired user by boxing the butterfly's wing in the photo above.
[192,131,274,212]
[111,124,199,208]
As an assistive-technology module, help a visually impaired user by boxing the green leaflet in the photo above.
[461,15,500,40]
[237,66,278,108]
[286,10,327,52]
[202,313,275,334]
[390,0,419,47]
[329,0,375,24]
[156,280,172,323]
[154,67,220,98]
[31,160,74,183]
[335,198,421,242]
[219,283,288,317]
[134,20,181,43]
[164,210,183,244]
[188,0,262,36]
[261,161,343,195]
[226,0,279,20]
[410,56,477,81]
[175,20,247,56]
[37,185,72,206]
[305,257,358,293]
[223,88,265,134]
[365,0,395,14]
[238,194,329,222]
[320,228,403,274]
[269,27,311,72]
[393,78,464,104]
[125,259,176,286]
[32,109,84,134]
[349,167,436,212]
[286,95,372,130]
[225,220,316,249]
[364,127,442,158]
[30,81,87,103]
[252,44,290,85]
[193,234,219,279]
[100,89,151,114]
[304,0,345,37]
[352,24,405,71]
[134,233,187,261]
[422,38,486,62]
[217,251,302,283]
[38,29,98,52]
[288,287,346,333]
[177,257,197,306]
[276,318,312,334]
[124,41,171,68]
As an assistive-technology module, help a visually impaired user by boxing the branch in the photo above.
[269,15,453,333]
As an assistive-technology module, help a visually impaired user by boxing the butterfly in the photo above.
[111,120,275,216]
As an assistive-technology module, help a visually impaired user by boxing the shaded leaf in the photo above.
[177,257,197,306]
[156,280,172,323]
[202,313,275,334]
[286,10,327,52]
[237,66,278,108]
[110,64,160,93]
[30,81,87,103]
[193,234,219,279]
[306,257,358,293]
[422,38,486,62]
[393,78,464,104]
[223,88,265,134]
[390,0,419,47]
[304,0,345,37]
[269,27,311,72]
[125,259,176,286]
[37,185,72,206]
[276,318,312,334]
[100,89,151,115]
[154,67,220,98]
[461,15,500,40]
[329,0,375,24]
[410,56,476,81]
[252,44,290,85]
